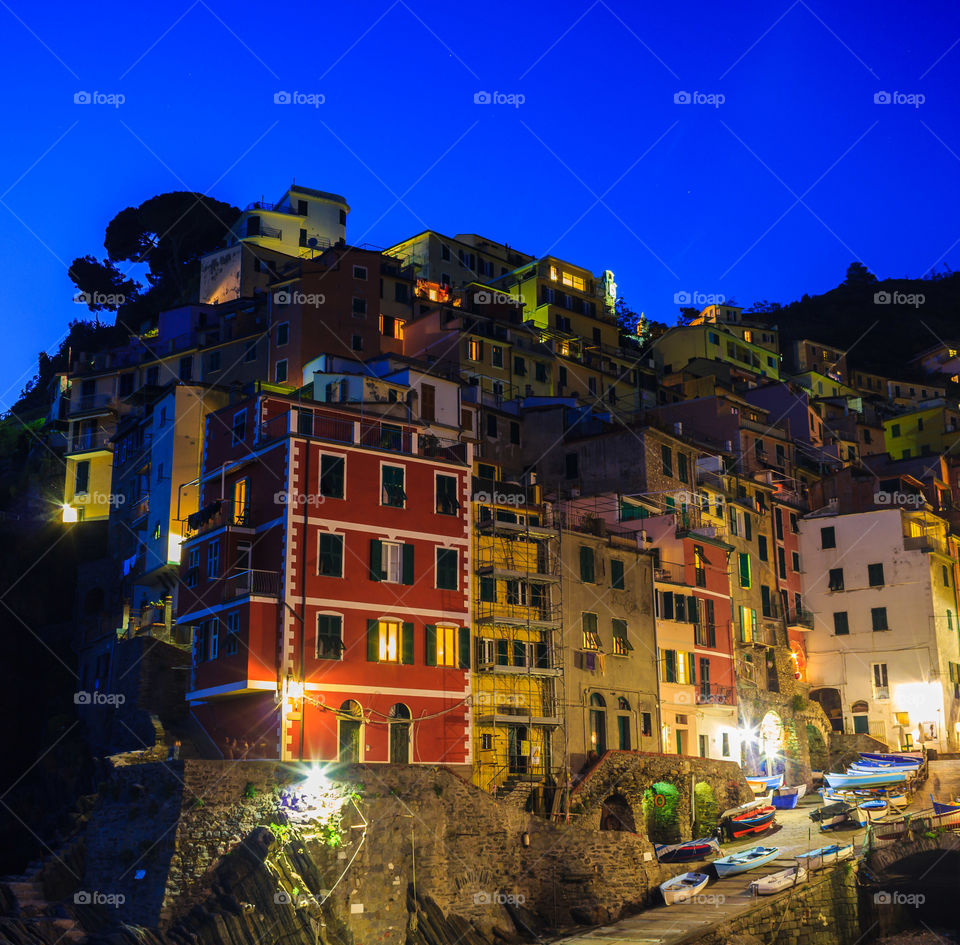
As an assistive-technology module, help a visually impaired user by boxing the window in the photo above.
[792,551,800,572]
[421,384,436,422]
[275,359,288,383]
[208,619,219,660]
[351,334,363,352]
[661,445,673,477]
[582,613,601,650]
[490,345,504,368]
[486,414,497,438]
[677,453,688,484]
[426,624,465,668]
[579,546,595,583]
[641,712,653,737]
[352,297,367,316]
[871,607,889,632]
[74,460,90,494]
[436,475,459,515]
[231,477,250,525]
[535,362,548,383]
[612,619,630,656]
[436,548,458,590]
[513,356,526,376]
[790,513,799,533]
[868,563,885,587]
[944,565,951,587]
[225,612,240,655]
[232,410,246,445]
[317,615,343,659]
[761,585,773,618]
[891,423,901,436]
[244,341,257,362]
[368,619,413,664]
[775,508,784,540]
[872,663,889,699]
[611,559,625,590]
[694,545,706,586]
[319,454,345,499]
[757,535,767,562]
[276,322,289,346]
[721,732,730,757]
[186,547,200,588]
[381,465,406,507]
[318,533,344,577]
[370,539,413,584]
[738,553,751,588]
[565,452,578,479]
[468,338,483,361]
[821,526,836,549]
[828,568,844,591]
[146,365,159,386]
[353,265,368,280]
[833,612,849,635]
[207,539,220,578]
[777,546,786,578]
[207,351,221,372]
[510,421,520,445]
[179,356,193,381]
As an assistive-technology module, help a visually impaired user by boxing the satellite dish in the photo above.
[307,237,318,247]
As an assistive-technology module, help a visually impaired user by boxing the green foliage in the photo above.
[243,782,258,799]
[433,783,443,797]
[641,781,682,844]
[317,823,343,848]
[692,782,718,837]
[791,694,808,712]
[269,822,292,846]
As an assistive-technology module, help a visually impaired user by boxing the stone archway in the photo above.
[599,793,636,832]
[810,688,844,733]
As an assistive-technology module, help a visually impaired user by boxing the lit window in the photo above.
[378,620,401,662]
[434,625,459,667]
[612,619,630,656]
[581,612,601,649]
[381,465,406,507]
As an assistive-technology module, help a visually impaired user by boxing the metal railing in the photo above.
[66,430,114,453]
[223,569,281,599]
[786,609,815,629]
[69,393,116,414]
[696,684,735,706]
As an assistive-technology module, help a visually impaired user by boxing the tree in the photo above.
[615,298,669,345]
[677,307,700,325]
[844,262,877,284]
[69,192,240,328]
[745,300,782,314]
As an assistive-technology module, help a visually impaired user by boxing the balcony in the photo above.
[904,534,947,555]
[245,201,307,216]
[66,430,113,454]
[69,393,117,416]
[696,684,735,707]
[222,569,281,600]
[472,477,541,508]
[654,562,688,586]
[183,501,254,539]
[787,609,815,630]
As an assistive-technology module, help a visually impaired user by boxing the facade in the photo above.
[788,338,849,384]
[882,401,960,460]
[178,389,473,764]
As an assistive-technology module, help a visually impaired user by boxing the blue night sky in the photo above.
[1,0,959,407]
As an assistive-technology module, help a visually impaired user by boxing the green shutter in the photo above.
[402,622,414,664]
[367,619,379,661]
[425,624,437,666]
[688,653,696,684]
[402,544,415,584]
[370,539,382,581]
[458,626,470,669]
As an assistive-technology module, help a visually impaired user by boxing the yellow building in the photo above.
[656,323,781,383]
[471,462,563,794]
[883,403,960,460]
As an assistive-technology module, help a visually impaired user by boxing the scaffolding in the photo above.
[471,470,565,796]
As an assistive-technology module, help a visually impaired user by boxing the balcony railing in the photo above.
[69,393,116,415]
[245,201,307,216]
[904,534,947,555]
[66,430,114,453]
[787,609,815,629]
[696,684,735,707]
[654,562,687,585]
[183,502,253,538]
[223,569,281,599]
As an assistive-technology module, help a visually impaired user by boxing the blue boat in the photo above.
[746,773,784,792]
[714,845,780,877]
[860,752,922,763]
[772,784,806,809]
[931,795,960,815]
[824,770,907,789]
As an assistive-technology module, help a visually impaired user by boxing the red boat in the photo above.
[727,805,776,838]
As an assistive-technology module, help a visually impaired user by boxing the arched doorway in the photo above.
[389,703,411,763]
[600,793,636,831]
[810,688,844,733]
[759,711,784,775]
[338,700,363,762]
[851,700,870,735]
[589,694,607,755]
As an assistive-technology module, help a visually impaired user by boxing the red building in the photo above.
[177,388,473,765]
[773,489,811,681]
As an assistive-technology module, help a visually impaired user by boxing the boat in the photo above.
[720,797,763,820]
[859,798,888,821]
[654,837,723,863]
[824,770,907,789]
[660,871,710,905]
[746,774,784,792]
[772,784,807,810]
[848,762,919,774]
[886,791,909,809]
[727,805,776,838]
[809,801,854,829]
[795,842,854,871]
[859,751,923,763]
[714,845,780,878]
[931,795,960,815]
[750,865,807,895]
[847,805,869,826]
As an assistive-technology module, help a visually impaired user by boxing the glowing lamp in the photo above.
[62,504,78,523]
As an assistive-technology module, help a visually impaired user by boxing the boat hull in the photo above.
[795,843,854,871]
[655,838,722,863]
[714,846,780,878]
[772,792,800,810]
[824,771,907,789]
[751,866,807,895]
[660,872,709,905]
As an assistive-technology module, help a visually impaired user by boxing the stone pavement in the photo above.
[554,760,960,945]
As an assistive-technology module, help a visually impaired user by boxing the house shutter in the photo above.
[675,595,686,622]
[688,653,696,684]
[402,544,415,584]
[425,624,437,666]
[688,597,698,624]
[367,619,379,661]
[402,622,414,664]
[458,626,471,669]
[370,539,383,581]
[662,592,674,620]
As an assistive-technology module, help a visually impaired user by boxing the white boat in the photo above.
[714,846,780,877]
[886,791,909,809]
[860,798,889,822]
[660,871,710,905]
[824,770,907,789]
[795,842,854,871]
[750,865,807,896]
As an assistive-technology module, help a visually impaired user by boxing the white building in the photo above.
[798,506,960,753]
